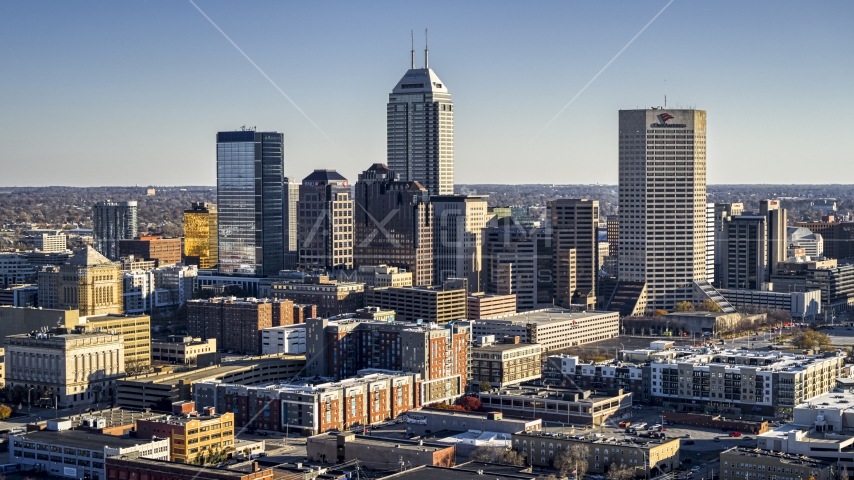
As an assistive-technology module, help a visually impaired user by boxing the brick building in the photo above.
[271,276,364,317]
[187,297,296,355]
[106,456,273,480]
[194,372,420,435]
[135,403,235,464]
[305,316,470,392]
[119,236,182,267]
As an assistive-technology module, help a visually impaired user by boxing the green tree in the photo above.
[699,299,723,312]
[675,301,695,312]
[793,329,831,349]
[479,380,492,392]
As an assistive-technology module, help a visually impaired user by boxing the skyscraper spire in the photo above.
[424,28,429,69]
[411,30,415,69]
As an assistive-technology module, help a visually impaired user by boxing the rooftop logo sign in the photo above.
[651,112,686,128]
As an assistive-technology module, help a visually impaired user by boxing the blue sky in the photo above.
[1,1,851,186]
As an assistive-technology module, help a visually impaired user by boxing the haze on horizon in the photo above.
[0,1,851,187]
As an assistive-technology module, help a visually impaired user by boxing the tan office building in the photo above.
[84,313,152,370]
[366,285,466,323]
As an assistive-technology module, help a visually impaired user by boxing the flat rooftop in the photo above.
[107,455,267,479]
[482,385,625,403]
[380,464,535,480]
[310,433,451,452]
[57,407,163,429]
[514,430,679,451]
[17,429,164,450]
[723,447,832,467]
[124,354,305,385]
[409,409,539,423]
[795,390,854,411]
[474,309,618,325]
[472,342,541,352]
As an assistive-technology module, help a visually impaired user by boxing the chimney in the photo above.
[252,461,259,472]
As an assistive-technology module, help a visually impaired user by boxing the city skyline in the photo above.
[1,1,851,187]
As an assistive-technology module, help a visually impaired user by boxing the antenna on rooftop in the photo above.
[424,28,429,69]
[664,80,667,108]
[411,30,415,69]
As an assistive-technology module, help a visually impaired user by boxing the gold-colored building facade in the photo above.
[183,202,218,269]
[39,246,123,316]
[85,313,152,370]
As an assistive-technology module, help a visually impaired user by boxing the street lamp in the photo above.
[27,388,34,416]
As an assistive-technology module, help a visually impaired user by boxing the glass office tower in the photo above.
[216,130,284,276]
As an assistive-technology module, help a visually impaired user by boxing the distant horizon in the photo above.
[1,1,851,186]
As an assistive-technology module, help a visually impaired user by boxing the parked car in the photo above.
[692,466,702,472]
[682,458,692,463]
[742,436,752,441]
[730,432,742,437]
[683,440,695,445]
[684,434,691,438]
[714,437,721,442]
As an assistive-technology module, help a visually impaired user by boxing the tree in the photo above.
[607,462,635,480]
[0,404,11,420]
[793,329,832,349]
[479,380,492,392]
[468,446,526,466]
[699,299,723,313]
[675,301,695,312]
[555,444,589,479]
[653,310,668,317]
[457,396,483,412]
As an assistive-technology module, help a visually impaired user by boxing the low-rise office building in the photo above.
[270,276,365,317]
[721,447,833,480]
[307,432,455,468]
[403,409,542,436]
[470,338,542,388]
[135,405,235,464]
[83,313,151,370]
[467,293,517,320]
[472,309,619,351]
[151,336,217,365]
[260,324,306,355]
[0,306,79,343]
[119,235,182,267]
[365,284,467,323]
[348,265,414,287]
[478,386,632,426]
[0,284,38,307]
[10,422,169,480]
[106,456,273,480]
[511,431,680,475]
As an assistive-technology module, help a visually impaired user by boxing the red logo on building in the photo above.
[659,113,675,123]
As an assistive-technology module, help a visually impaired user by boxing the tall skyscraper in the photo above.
[283,177,300,252]
[183,202,218,269]
[617,109,707,311]
[297,170,353,271]
[706,203,715,282]
[720,214,769,290]
[216,130,284,276]
[484,225,546,311]
[432,195,487,291]
[353,163,434,286]
[93,200,137,260]
[548,199,599,309]
[387,39,454,196]
[760,199,788,276]
[713,202,744,286]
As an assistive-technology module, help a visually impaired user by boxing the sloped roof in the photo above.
[68,246,114,266]
[391,68,449,94]
[302,169,347,183]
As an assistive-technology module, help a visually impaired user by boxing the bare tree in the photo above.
[607,462,635,480]
[469,446,527,466]
[554,444,589,479]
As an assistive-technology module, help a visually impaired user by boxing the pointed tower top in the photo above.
[411,30,415,69]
